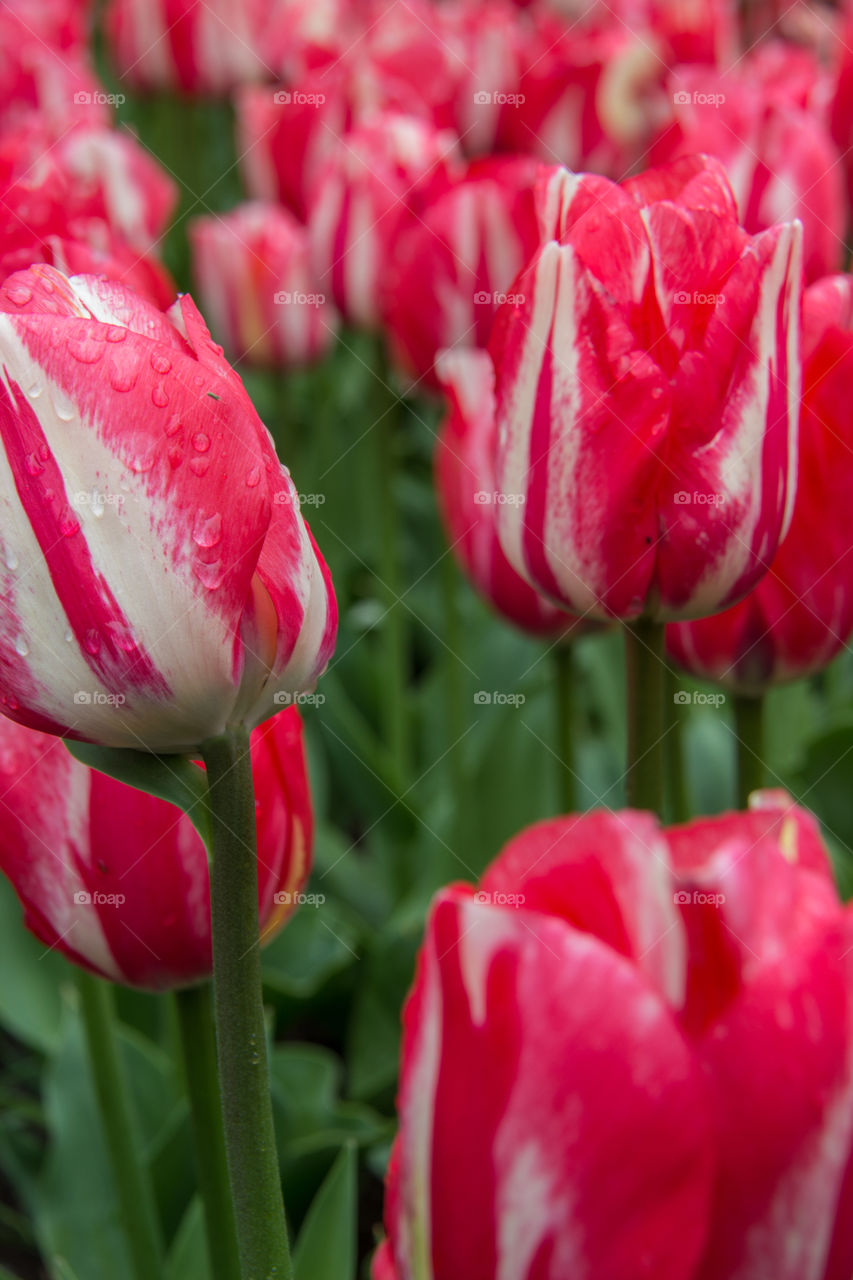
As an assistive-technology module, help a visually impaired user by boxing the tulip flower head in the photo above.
[493,156,803,622]
[0,265,336,751]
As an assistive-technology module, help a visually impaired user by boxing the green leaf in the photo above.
[164,1198,211,1280]
[0,876,65,1052]
[64,743,210,848]
[292,1144,358,1280]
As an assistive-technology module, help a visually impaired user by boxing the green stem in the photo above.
[664,667,690,822]
[175,984,242,1280]
[554,644,576,813]
[201,730,292,1280]
[76,973,164,1280]
[441,553,465,797]
[734,693,765,808]
[374,390,411,776]
[624,619,666,814]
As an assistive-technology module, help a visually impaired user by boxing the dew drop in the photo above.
[151,384,169,408]
[194,560,225,590]
[38,443,49,461]
[245,466,261,488]
[192,511,222,548]
[189,456,210,477]
[14,635,28,657]
[164,415,182,438]
[192,432,210,453]
[91,493,105,518]
[107,621,138,652]
[5,283,32,306]
[58,506,80,537]
[109,362,138,393]
[150,352,172,374]
[64,628,73,643]
[68,337,103,365]
[4,547,18,571]
[43,487,56,503]
[167,446,183,469]
[25,452,45,476]
[5,695,18,712]
[26,379,43,399]
[52,388,76,421]
[105,326,127,343]
[84,630,101,655]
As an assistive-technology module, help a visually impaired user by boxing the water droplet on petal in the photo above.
[51,388,76,421]
[14,635,28,656]
[4,547,18,571]
[38,444,49,461]
[189,456,210,477]
[193,511,222,548]
[25,452,45,476]
[84,630,101,655]
[167,446,182,469]
[58,506,80,537]
[91,493,105,518]
[5,283,32,306]
[151,384,169,408]
[192,432,210,453]
[194,560,225,590]
[110,361,138,392]
[106,621,137,652]
[246,466,261,488]
[105,326,126,343]
[64,628,74,643]
[150,352,172,374]
[68,336,103,364]
[164,415,182,438]
[5,695,18,711]
[27,380,43,399]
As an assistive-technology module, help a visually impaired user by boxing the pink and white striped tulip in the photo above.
[383,156,540,390]
[435,349,580,639]
[0,264,337,751]
[106,0,276,94]
[307,113,462,328]
[377,795,853,1279]
[189,202,338,368]
[667,274,853,692]
[493,156,803,622]
[0,708,312,990]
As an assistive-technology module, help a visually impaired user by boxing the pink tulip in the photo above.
[0,6,105,136]
[492,156,803,622]
[0,708,312,989]
[378,795,853,1279]
[0,264,336,750]
[659,48,844,283]
[307,113,461,328]
[435,349,579,639]
[106,0,277,94]
[383,156,540,390]
[667,274,853,691]
[189,202,338,368]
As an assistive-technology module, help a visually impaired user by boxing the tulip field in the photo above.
[4,2,853,1279]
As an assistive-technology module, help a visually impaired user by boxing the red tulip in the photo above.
[378,795,853,1279]
[0,708,312,990]
[492,156,803,622]
[667,274,853,692]
[307,113,461,327]
[383,156,540,390]
[0,264,337,750]
[435,349,579,639]
[0,5,105,137]
[106,0,277,94]
[189,202,338,368]
[659,48,844,283]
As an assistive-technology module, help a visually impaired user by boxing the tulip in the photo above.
[659,49,844,283]
[667,274,853,692]
[383,156,540,389]
[307,113,461,328]
[0,263,337,751]
[492,155,803,623]
[0,8,105,136]
[435,349,579,639]
[378,794,853,1279]
[0,708,311,989]
[105,0,276,94]
[189,202,338,368]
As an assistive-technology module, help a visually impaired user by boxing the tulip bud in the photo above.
[0,264,336,751]
[189,202,339,368]
[383,156,540,389]
[378,797,853,1278]
[0,708,312,989]
[307,113,461,327]
[493,156,803,622]
[667,274,853,692]
[435,349,581,639]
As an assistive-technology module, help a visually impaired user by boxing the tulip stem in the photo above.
[664,668,690,822]
[734,693,765,808]
[202,729,292,1280]
[441,552,466,796]
[554,644,576,813]
[624,619,666,814]
[76,972,164,1280]
[174,983,242,1280]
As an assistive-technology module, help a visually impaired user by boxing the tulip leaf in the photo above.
[292,1142,358,1280]
[63,743,211,850]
